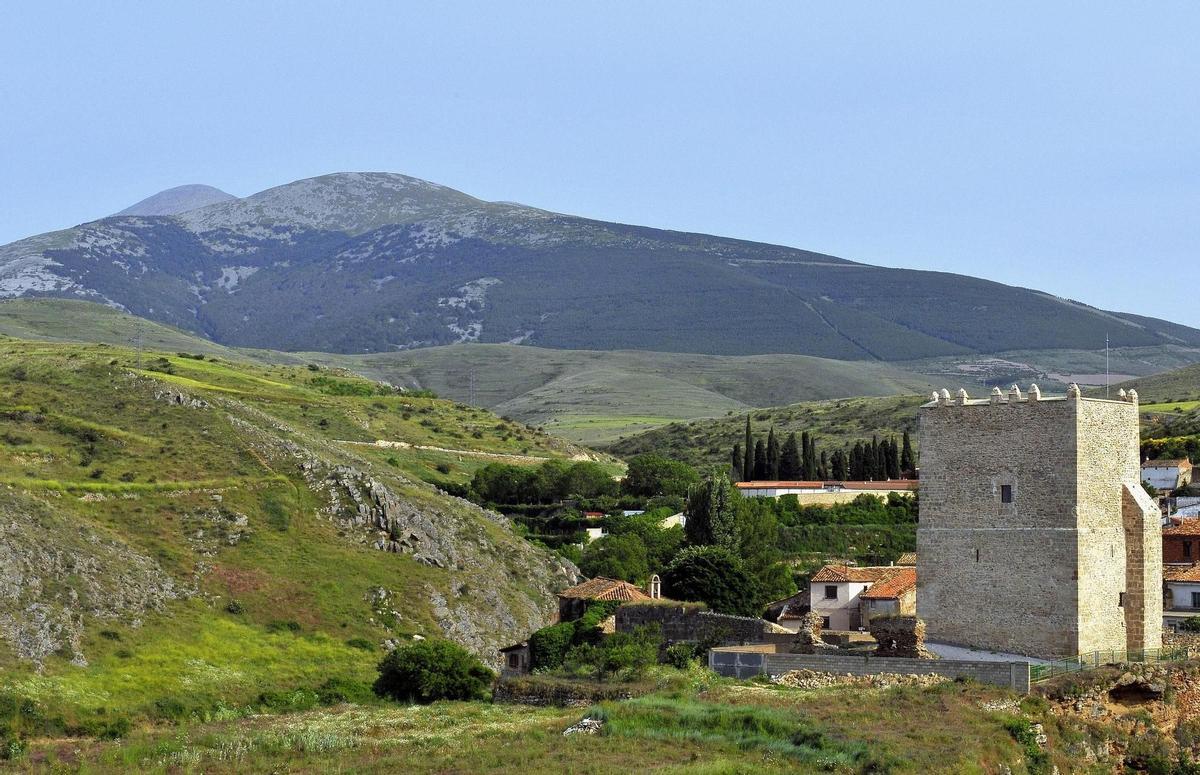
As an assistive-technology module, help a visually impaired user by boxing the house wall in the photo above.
[1144,467,1189,491]
[918,393,1159,658]
[808,581,870,630]
[1167,582,1200,611]
[738,487,915,504]
[1164,536,1199,564]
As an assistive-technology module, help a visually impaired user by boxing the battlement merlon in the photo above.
[922,384,1138,409]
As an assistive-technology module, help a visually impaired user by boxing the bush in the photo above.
[664,642,700,669]
[373,640,494,704]
[1181,617,1200,633]
[529,622,576,671]
[225,600,245,615]
[662,545,763,617]
[564,625,661,681]
[316,677,375,706]
[345,637,375,651]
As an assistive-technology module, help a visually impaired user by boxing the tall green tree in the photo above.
[886,436,901,479]
[622,454,700,499]
[900,431,916,476]
[831,448,848,480]
[684,470,739,549]
[765,427,780,479]
[752,439,767,480]
[661,545,763,616]
[742,415,753,482]
[779,432,801,479]
[730,443,743,482]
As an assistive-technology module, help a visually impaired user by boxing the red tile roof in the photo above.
[735,480,918,491]
[557,577,650,602]
[1165,565,1200,583]
[810,564,898,583]
[1145,459,1193,469]
[1164,521,1200,537]
[860,568,917,600]
[895,552,917,566]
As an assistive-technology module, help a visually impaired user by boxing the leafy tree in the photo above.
[622,454,700,499]
[684,471,739,548]
[564,624,661,681]
[742,415,753,482]
[560,461,619,499]
[529,622,576,670]
[734,499,795,602]
[605,510,685,572]
[373,640,494,703]
[779,433,801,479]
[579,533,650,583]
[662,545,762,616]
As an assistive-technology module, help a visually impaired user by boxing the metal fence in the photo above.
[1029,646,1190,683]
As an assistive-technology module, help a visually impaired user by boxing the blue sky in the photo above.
[2,2,1197,325]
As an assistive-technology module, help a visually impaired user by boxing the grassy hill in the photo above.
[608,394,926,468]
[0,335,591,729]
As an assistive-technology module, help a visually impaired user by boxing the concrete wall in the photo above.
[918,392,1160,658]
[708,648,1030,692]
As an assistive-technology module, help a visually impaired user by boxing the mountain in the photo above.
[113,184,237,216]
[0,335,585,725]
[3,171,1199,360]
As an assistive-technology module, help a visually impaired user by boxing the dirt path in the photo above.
[337,439,575,464]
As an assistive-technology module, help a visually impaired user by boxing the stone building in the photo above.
[917,384,1162,658]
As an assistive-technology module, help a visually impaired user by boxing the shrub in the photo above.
[266,620,302,634]
[665,643,700,669]
[225,600,245,615]
[345,637,375,651]
[529,622,576,671]
[1181,617,1200,633]
[373,640,494,704]
[564,625,662,681]
[316,677,375,706]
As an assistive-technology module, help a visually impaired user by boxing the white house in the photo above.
[1164,565,1200,631]
[807,564,917,631]
[736,480,918,504]
[1142,459,1193,492]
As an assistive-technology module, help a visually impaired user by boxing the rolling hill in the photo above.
[3,171,1199,361]
[0,334,590,728]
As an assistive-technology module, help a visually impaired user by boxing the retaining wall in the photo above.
[708,648,1030,692]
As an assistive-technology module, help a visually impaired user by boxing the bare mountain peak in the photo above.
[114,184,237,217]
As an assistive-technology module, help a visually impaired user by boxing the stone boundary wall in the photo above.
[616,604,781,646]
[708,648,1031,692]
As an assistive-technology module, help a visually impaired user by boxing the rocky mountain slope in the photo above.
[113,184,238,217]
[4,171,1199,359]
[0,336,583,722]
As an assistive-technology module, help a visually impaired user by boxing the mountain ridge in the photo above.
[2,171,1197,360]
[114,184,238,217]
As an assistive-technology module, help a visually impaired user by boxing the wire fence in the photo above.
[1029,646,1190,683]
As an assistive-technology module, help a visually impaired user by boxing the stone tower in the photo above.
[917,384,1161,658]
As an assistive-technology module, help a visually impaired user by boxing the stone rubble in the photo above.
[562,717,605,736]
[771,669,949,690]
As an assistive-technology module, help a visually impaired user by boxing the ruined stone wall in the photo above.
[918,390,1160,658]
[615,604,775,645]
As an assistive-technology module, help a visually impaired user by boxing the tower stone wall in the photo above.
[917,386,1161,658]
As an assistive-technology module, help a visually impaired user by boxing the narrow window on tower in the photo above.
[1000,484,1013,504]
[975,548,980,563]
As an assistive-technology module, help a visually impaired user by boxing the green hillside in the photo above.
[608,395,926,469]
[0,335,586,728]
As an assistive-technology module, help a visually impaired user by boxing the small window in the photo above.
[1192,592,1200,609]
[1186,541,1193,559]
[1119,592,1126,608]
[507,653,520,669]
[824,585,838,600]
[821,616,831,629]
[1000,484,1013,504]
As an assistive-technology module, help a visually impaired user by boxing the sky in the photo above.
[2,2,1197,325]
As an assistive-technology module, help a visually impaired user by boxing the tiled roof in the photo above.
[1165,565,1200,583]
[810,565,898,583]
[895,552,917,566]
[1164,521,1200,537]
[860,568,917,599]
[735,480,918,490]
[557,577,650,602]
[1144,459,1192,468]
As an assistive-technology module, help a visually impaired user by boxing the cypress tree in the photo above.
[850,442,864,480]
[731,444,743,482]
[901,431,915,476]
[832,448,848,480]
[819,450,829,481]
[807,434,819,479]
[753,439,768,480]
[780,433,801,479]
[766,427,780,479]
[887,436,901,479]
[742,416,753,482]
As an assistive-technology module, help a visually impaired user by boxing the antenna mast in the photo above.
[1105,333,1110,399]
